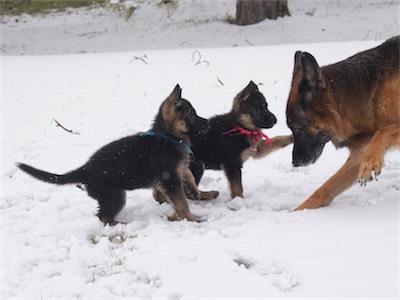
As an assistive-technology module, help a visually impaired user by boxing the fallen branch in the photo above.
[53,118,79,135]
[192,50,209,66]
[245,39,254,46]
[129,55,148,65]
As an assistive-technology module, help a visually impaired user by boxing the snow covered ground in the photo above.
[1,1,399,299]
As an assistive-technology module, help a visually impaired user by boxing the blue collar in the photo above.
[138,131,194,160]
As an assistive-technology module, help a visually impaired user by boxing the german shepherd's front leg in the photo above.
[359,124,400,183]
[253,134,293,159]
[222,164,244,198]
[294,143,368,211]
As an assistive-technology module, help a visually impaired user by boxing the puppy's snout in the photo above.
[266,112,277,128]
[199,118,210,134]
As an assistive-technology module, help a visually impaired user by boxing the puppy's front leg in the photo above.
[222,164,243,198]
[183,169,219,201]
[253,134,293,159]
[159,171,203,222]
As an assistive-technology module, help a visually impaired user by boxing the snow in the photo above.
[1,1,399,299]
[1,1,398,55]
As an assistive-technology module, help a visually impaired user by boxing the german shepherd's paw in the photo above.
[358,153,382,186]
[292,190,331,211]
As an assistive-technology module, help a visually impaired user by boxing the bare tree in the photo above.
[236,0,290,26]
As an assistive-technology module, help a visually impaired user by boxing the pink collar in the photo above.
[222,125,272,150]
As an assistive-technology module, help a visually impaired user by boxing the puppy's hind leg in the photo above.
[86,185,126,226]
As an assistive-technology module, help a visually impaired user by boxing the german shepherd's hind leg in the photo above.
[222,165,244,198]
[293,143,368,211]
[359,124,400,185]
[86,185,126,226]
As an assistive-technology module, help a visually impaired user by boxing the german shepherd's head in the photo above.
[154,84,209,141]
[286,51,332,167]
[232,81,277,130]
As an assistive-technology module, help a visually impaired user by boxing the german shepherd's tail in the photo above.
[17,163,87,185]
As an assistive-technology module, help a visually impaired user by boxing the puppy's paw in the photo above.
[168,213,205,222]
[271,134,294,148]
[199,190,219,200]
[153,189,169,204]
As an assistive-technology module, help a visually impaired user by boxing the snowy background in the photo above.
[1,0,399,299]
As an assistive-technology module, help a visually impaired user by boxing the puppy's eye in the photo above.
[188,110,195,120]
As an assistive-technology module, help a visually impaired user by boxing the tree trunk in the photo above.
[236,0,290,26]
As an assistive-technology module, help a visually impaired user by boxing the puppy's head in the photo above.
[160,84,209,139]
[232,81,277,130]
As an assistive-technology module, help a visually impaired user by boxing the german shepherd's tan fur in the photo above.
[286,36,400,210]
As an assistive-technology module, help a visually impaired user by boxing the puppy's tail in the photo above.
[16,163,87,185]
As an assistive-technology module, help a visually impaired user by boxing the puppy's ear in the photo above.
[162,84,183,119]
[165,84,183,107]
[233,81,258,112]
[243,80,259,95]
[169,84,182,103]
[239,81,259,100]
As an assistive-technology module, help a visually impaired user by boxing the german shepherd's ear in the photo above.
[299,52,324,104]
[293,51,303,74]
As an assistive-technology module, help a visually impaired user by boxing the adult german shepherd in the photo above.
[286,36,400,210]
[17,85,216,225]
[189,81,293,199]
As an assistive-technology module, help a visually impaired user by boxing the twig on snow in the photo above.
[192,50,209,66]
[217,77,224,86]
[130,55,148,65]
[245,39,254,46]
[53,118,79,135]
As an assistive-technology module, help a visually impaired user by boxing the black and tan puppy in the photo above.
[189,81,293,198]
[17,85,215,225]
